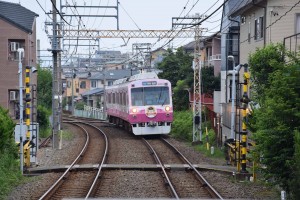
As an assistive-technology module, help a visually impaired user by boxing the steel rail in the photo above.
[38,135,52,148]
[38,122,90,200]
[142,138,179,199]
[84,122,109,199]
[161,138,224,199]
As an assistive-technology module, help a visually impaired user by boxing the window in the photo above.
[91,80,97,88]
[254,17,264,40]
[296,14,300,33]
[131,87,170,106]
[80,81,86,89]
[108,81,113,86]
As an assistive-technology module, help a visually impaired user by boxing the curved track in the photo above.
[38,122,108,200]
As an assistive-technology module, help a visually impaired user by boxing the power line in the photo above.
[50,0,75,26]
[119,1,141,30]
[35,0,53,20]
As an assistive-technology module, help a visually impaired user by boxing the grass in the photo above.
[60,130,73,140]
[194,143,224,159]
[0,152,25,199]
[39,127,51,138]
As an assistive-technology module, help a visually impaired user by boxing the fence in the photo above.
[283,33,300,58]
[74,105,105,120]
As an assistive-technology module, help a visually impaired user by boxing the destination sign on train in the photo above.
[142,81,157,86]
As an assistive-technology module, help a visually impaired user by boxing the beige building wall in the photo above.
[239,0,300,64]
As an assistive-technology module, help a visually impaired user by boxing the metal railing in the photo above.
[283,33,300,58]
[74,105,105,120]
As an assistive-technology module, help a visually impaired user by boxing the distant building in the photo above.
[0,1,38,119]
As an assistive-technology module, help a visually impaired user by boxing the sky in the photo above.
[4,0,224,66]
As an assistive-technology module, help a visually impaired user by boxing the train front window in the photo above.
[131,87,170,106]
[131,88,144,106]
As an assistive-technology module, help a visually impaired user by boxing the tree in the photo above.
[37,66,52,109]
[157,47,194,88]
[248,43,285,102]
[201,66,220,96]
[249,44,300,196]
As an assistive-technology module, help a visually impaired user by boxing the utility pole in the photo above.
[51,0,61,149]
[172,14,205,143]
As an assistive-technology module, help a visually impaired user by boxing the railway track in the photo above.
[143,137,223,199]
[33,116,226,199]
[38,122,108,200]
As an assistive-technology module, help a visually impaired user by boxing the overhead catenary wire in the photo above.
[119,1,141,30]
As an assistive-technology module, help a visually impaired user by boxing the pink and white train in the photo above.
[105,72,173,135]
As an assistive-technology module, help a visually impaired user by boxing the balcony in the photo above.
[208,54,221,61]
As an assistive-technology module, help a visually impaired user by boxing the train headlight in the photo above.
[132,108,138,113]
[165,106,171,112]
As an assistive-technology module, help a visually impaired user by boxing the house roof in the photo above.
[81,88,104,96]
[229,0,264,17]
[0,1,38,33]
[89,69,139,80]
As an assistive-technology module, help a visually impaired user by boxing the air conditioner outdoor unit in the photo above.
[10,91,17,101]
[10,42,19,52]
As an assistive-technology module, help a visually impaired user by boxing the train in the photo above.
[105,71,173,135]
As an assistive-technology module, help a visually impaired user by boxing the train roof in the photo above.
[113,72,158,85]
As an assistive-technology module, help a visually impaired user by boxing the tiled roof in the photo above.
[0,1,38,33]
[89,69,139,80]
[81,88,104,96]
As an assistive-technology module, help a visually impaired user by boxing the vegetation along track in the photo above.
[38,121,108,200]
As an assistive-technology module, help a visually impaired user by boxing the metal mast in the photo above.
[172,14,205,142]
[192,23,202,142]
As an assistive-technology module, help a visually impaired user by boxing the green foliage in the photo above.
[173,80,190,110]
[0,106,23,198]
[37,67,52,109]
[157,47,194,88]
[0,153,24,199]
[249,44,300,194]
[158,49,220,111]
[75,101,86,110]
[37,105,50,129]
[201,66,221,95]
[170,110,193,141]
[0,106,17,155]
[248,43,285,101]
[290,131,300,199]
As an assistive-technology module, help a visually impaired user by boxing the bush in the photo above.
[0,106,16,155]
[0,153,24,199]
[171,110,193,141]
[37,105,50,129]
[75,101,86,110]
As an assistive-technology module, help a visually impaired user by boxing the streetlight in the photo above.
[18,48,24,173]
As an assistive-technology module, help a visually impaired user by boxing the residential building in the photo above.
[200,32,221,76]
[0,1,38,119]
[86,69,139,107]
[220,0,300,139]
